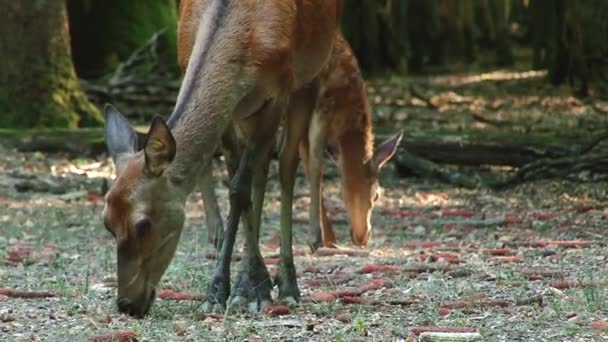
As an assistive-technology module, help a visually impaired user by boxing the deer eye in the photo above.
[135,219,151,237]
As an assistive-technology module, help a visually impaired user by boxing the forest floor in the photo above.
[2,66,608,341]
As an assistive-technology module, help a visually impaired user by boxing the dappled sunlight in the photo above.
[50,159,114,179]
[430,69,547,87]
[379,188,466,210]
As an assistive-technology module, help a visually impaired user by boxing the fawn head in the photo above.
[102,104,187,317]
[332,131,403,246]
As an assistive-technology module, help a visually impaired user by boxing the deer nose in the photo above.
[351,229,371,246]
[116,288,155,318]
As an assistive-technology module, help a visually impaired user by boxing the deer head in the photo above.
[333,131,403,246]
[102,104,188,317]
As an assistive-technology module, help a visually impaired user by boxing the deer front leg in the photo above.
[201,148,253,313]
[202,104,280,314]
[229,142,274,313]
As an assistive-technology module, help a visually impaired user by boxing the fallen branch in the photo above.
[419,332,483,342]
[401,263,454,273]
[0,288,55,299]
[395,130,608,190]
[410,326,477,336]
[314,247,370,257]
[157,289,204,301]
[395,148,481,189]
[88,331,138,342]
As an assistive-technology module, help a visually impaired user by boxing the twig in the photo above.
[577,130,608,155]
[472,114,515,128]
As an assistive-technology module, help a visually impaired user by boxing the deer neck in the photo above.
[337,125,373,181]
[164,0,251,193]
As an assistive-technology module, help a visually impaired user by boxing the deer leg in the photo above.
[201,148,252,313]
[276,83,318,305]
[299,133,333,251]
[199,166,224,251]
[199,127,241,252]
[320,197,337,248]
[229,141,274,313]
[201,104,280,314]
[306,110,336,250]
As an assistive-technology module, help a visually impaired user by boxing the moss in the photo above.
[67,0,179,78]
[0,1,102,128]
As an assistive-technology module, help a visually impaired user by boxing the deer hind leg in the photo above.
[276,82,319,306]
[305,108,336,250]
[199,168,224,250]
[201,102,280,314]
[198,125,241,252]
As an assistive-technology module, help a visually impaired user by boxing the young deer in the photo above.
[102,0,342,317]
[301,33,402,250]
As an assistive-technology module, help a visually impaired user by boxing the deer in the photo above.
[198,32,402,253]
[298,32,402,250]
[102,0,343,317]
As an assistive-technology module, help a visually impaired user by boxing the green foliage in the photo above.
[576,1,608,63]
[0,36,101,128]
[0,0,102,128]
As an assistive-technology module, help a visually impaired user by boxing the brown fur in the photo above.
[299,31,401,248]
[103,155,144,245]
[104,0,342,316]
[318,32,374,161]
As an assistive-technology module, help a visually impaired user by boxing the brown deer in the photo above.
[198,33,402,252]
[299,32,402,250]
[102,0,342,317]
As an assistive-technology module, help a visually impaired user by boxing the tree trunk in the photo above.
[488,0,514,66]
[0,1,101,128]
[429,0,476,67]
[549,1,589,96]
[341,0,408,75]
[529,0,557,69]
[407,0,440,72]
[67,0,179,79]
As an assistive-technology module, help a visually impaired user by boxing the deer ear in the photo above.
[104,104,138,165]
[373,131,403,169]
[144,115,176,177]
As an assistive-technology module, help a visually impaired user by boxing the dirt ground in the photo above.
[1,69,608,341]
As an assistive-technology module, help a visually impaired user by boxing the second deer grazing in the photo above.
[102,0,343,317]
[301,33,403,250]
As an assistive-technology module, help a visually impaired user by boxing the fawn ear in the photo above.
[104,104,138,165]
[144,115,176,177]
[373,130,403,169]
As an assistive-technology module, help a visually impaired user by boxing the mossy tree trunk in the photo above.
[67,0,179,79]
[0,1,102,128]
[341,0,408,75]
